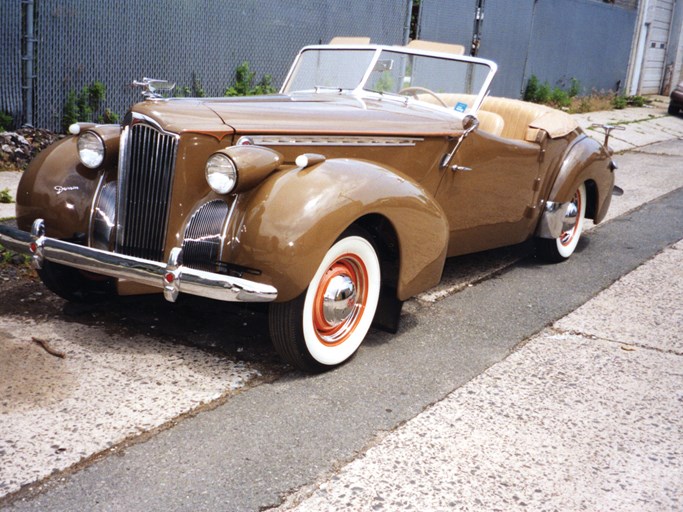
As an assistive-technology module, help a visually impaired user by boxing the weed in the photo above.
[0,243,30,268]
[61,81,114,132]
[612,95,628,109]
[568,78,581,98]
[0,111,13,131]
[225,61,277,97]
[550,87,571,108]
[0,188,13,204]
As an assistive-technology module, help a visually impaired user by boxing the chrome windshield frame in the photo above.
[280,44,498,114]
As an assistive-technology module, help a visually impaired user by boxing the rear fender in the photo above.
[539,134,615,236]
[226,158,449,302]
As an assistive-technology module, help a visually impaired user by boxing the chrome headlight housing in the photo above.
[77,131,105,169]
[205,153,237,194]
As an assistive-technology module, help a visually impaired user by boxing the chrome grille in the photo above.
[182,200,230,272]
[117,122,178,261]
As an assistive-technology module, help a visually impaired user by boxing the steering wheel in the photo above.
[398,86,449,108]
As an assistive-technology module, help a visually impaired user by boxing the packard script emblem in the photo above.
[54,185,79,195]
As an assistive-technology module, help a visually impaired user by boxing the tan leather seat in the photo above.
[480,97,552,141]
[476,110,505,137]
[416,93,578,142]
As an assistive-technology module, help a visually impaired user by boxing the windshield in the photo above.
[284,49,376,92]
[282,46,496,113]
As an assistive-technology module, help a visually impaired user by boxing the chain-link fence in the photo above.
[2,0,410,132]
[0,0,23,126]
[2,0,641,131]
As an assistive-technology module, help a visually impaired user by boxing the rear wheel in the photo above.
[269,229,381,372]
[536,183,587,263]
[37,260,114,303]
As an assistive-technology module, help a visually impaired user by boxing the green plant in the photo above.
[568,78,581,98]
[76,86,93,122]
[62,91,80,131]
[191,72,206,98]
[174,85,192,98]
[612,95,627,109]
[627,95,647,107]
[524,75,540,102]
[550,87,571,108]
[0,111,13,131]
[374,71,396,93]
[536,82,551,104]
[225,61,277,97]
[61,81,114,132]
[97,108,120,124]
[0,188,13,204]
[0,243,30,267]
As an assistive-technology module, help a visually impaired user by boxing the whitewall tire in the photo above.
[269,230,381,372]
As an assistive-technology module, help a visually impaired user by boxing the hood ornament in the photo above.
[132,77,176,100]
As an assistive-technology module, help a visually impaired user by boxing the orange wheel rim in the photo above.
[312,254,368,347]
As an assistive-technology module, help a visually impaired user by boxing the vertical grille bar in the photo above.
[117,122,178,261]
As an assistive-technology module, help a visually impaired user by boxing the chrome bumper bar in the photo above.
[0,219,277,303]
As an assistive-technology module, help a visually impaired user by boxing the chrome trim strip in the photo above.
[87,170,107,245]
[116,124,130,251]
[0,221,277,303]
[250,135,422,147]
[218,196,239,263]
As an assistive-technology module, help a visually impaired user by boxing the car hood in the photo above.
[131,94,464,138]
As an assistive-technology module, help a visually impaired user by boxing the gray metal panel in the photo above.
[25,0,408,131]
[418,0,637,99]
[525,0,637,96]
[0,0,23,124]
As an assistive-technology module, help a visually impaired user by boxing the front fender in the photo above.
[16,137,107,240]
[225,158,449,302]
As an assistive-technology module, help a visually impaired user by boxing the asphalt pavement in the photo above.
[1,97,682,511]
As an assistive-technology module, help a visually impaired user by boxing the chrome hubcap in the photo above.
[561,201,579,234]
[560,190,582,246]
[322,274,357,327]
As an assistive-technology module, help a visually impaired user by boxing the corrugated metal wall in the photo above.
[4,0,409,131]
[0,0,23,125]
[419,0,637,98]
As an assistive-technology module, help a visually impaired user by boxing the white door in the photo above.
[640,0,675,94]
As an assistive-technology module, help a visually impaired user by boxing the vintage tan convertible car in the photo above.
[0,40,617,371]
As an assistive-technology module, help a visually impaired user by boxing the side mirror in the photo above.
[440,114,479,168]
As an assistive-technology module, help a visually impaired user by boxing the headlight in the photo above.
[206,153,237,194]
[77,131,105,169]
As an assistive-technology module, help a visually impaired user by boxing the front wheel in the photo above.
[269,230,381,372]
[37,260,114,302]
[536,183,587,263]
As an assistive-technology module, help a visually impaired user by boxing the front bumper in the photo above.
[0,219,277,303]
